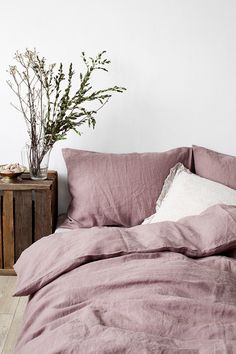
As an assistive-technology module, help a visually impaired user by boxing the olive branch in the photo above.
[7,48,126,153]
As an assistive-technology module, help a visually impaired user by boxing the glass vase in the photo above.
[27,143,51,180]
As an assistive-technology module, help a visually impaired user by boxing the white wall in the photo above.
[0,0,236,214]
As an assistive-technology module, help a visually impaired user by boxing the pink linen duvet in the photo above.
[13,204,236,354]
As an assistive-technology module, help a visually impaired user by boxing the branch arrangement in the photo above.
[7,49,126,175]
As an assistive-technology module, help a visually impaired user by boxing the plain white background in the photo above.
[0,0,236,213]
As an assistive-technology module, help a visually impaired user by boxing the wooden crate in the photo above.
[0,171,58,274]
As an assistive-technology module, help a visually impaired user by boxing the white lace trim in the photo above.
[155,163,191,211]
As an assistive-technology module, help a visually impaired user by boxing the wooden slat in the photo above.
[0,276,27,354]
[0,276,19,314]
[0,179,52,191]
[0,314,13,353]
[2,191,14,269]
[34,190,52,241]
[0,194,3,268]
[0,269,16,276]
[0,171,58,271]
[3,296,28,354]
[14,191,32,262]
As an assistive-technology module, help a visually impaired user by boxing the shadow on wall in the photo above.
[58,174,71,215]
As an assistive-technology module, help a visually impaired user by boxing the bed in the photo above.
[13,145,236,354]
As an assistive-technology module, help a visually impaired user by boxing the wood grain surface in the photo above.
[0,171,58,271]
[2,192,14,269]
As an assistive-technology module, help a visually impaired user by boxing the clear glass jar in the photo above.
[24,142,51,180]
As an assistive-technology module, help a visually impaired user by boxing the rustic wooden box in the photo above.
[0,171,58,274]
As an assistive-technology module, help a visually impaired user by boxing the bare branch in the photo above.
[7,48,126,171]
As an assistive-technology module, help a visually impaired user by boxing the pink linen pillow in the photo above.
[193,145,236,190]
[62,147,193,228]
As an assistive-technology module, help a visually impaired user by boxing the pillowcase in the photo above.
[62,147,193,228]
[143,163,236,224]
[193,145,236,190]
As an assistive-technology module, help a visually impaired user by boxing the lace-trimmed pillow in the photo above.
[143,163,236,224]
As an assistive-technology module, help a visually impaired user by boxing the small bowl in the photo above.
[0,164,25,183]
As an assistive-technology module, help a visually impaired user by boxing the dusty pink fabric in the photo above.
[13,205,236,353]
[193,145,236,189]
[62,147,192,228]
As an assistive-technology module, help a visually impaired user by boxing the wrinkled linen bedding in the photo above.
[13,204,236,354]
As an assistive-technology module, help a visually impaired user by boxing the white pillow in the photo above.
[143,163,236,224]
